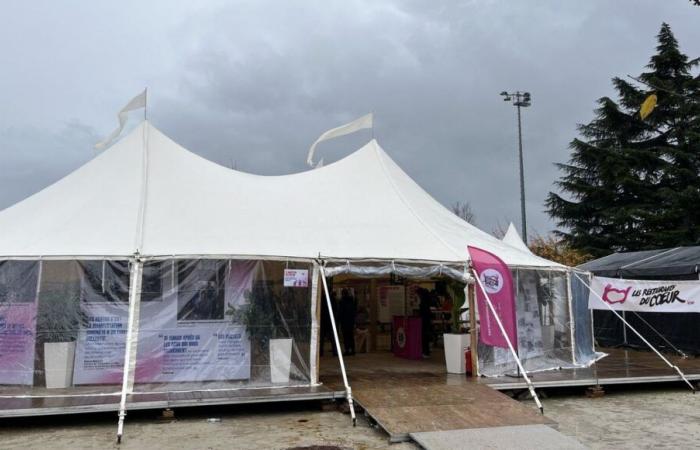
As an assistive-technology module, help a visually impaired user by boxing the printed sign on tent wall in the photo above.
[284,269,308,287]
[0,262,40,386]
[73,261,255,385]
[0,302,38,385]
[378,285,405,323]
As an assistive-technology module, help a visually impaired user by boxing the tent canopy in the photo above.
[0,122,560,267]
[578,247,700,278]
[502,222,531,254]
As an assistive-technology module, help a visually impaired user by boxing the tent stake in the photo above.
[575,273,696,393]
[319,265,357,426]
[473,270,544,414]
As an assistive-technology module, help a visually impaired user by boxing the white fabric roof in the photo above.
[502,222,532,253]
[0,122,561,267]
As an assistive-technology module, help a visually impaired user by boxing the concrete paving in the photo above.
[410,424,586,450]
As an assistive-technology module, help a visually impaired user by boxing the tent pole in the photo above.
[467,282,479,376]
[565,271,577,365]
[575,273,696,393]
[473,269,544,413]
[319,264,356,426]
[309,263,321,385]
[116,258,144,443]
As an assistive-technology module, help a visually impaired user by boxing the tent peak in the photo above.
[502,222,531,253]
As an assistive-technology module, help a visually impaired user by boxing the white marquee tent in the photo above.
[0,122,599,438]
[0,122,558,267]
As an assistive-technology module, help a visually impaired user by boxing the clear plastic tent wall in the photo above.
[477,268,603,377]
[0,260,127,397]
[0,258,315,401]
[132,259,313,394]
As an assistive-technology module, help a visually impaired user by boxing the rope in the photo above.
[575,273,695,393]
[630,310,688,359]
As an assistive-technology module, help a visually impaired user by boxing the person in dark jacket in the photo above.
[320,290,338,356]
[338,288,357,356]
[418,288,436,358]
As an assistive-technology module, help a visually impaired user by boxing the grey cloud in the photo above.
[0,121,98,207]
[1,0,699,239]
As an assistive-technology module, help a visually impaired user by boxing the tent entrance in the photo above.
[318,272,468,375]
[317,272,554,442]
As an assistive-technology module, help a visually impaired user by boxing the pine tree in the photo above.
[547,23,700,257]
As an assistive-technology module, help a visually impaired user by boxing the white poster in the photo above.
[378,285,405,322]
[284,269,308,287]
[589,276,700,313]
[73,261,254,385]
[72,302,129,385]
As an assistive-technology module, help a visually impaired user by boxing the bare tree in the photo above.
[450,201,475,224]
[491,220,509,239]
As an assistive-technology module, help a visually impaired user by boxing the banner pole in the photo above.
[473,269,543,413]
[575,273,695,393]
[319,264,357,425]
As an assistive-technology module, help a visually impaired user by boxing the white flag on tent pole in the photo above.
[95,89,147,150]
[306,113,373,167]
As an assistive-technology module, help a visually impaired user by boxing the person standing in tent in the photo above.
[338,288,357,356]
[418,288,436,358]
[320,290,338,357]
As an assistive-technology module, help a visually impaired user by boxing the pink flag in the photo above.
[468,246,517,349]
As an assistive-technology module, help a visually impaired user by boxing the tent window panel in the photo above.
[0,260,39,304]
[141,262,168,302]
[78,260,129,303]
[177,260,227,321]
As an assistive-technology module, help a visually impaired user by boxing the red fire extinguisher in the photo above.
[465,347,472,375]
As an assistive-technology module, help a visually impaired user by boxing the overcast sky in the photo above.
[1,1,698,238]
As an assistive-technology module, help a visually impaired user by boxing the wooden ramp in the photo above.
[320,349,700,442]
[321,355,553,443]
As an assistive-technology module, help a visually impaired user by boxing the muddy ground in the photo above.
[0,383,698,449]
[538,383,700,449]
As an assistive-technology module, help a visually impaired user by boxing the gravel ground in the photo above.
[0,384,698,449]
[0,402,418,450]
[529,383,700,450]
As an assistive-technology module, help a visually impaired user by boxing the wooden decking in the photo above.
[0,384,341,418]
[320,353,553,442]
[1,347,698,422]
[319,348,700,442]
[482,347,700,390]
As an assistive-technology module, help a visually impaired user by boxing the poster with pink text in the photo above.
[0,302,38,385]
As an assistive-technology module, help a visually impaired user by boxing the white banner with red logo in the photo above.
[468,246,517,349]
[589,276,700,313]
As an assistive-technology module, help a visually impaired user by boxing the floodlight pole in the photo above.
[516,103,526,243]
[500,91,531,244]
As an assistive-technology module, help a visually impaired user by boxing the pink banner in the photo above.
[468,246,517,349]
[0,302,37,385]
